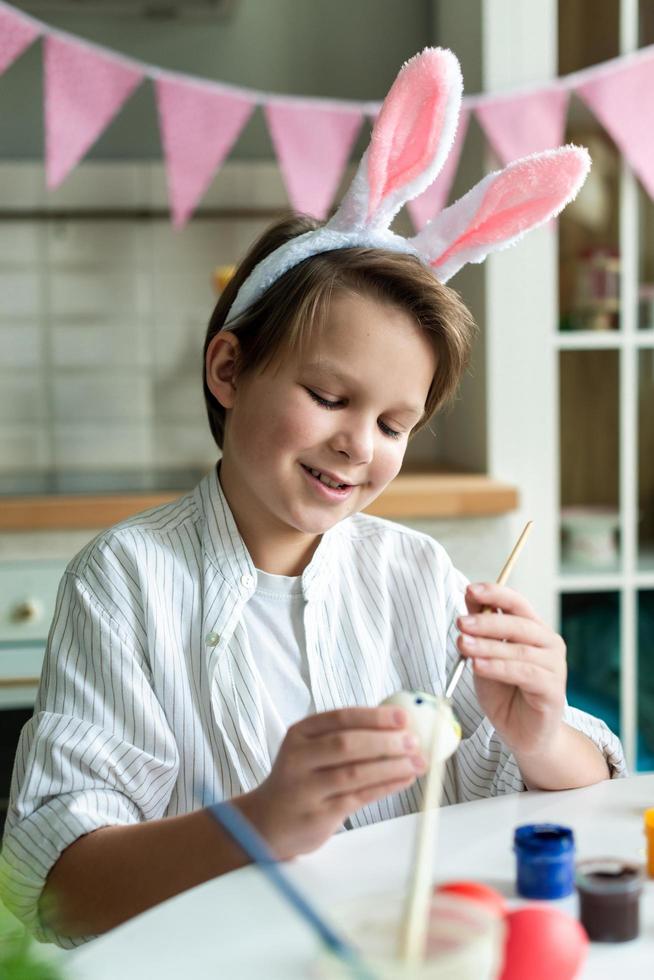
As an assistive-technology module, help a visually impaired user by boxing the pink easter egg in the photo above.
[500,906,588,980]
[436,880,508,919]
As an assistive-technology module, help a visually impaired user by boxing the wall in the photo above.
[0,160,276,481]
[1,0,433,159]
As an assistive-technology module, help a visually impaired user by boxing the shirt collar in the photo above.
[193,463,341,602]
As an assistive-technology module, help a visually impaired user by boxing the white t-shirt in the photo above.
[242,568,315,761]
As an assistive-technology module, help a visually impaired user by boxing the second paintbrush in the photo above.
[444,520,534,700]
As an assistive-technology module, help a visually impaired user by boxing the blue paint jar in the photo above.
[514,823,575,899]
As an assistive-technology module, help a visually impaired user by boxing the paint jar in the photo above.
[514,824,575,900]
[315,891,505,979]
[645,808,654,878]
[575,858,644,942]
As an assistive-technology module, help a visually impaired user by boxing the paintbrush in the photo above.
[396,699,448,964]
[397,520,534,966]
[207,802,378,980]
[444,520,534,700]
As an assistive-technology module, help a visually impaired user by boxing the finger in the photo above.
[472,654,563,695]
[329,774,421,817]
[309,729,420,770]
[317,756,426,801]
[465,583,541,621]
[458,634,563,672]
[457,612,556,649]
[294,706,407,739]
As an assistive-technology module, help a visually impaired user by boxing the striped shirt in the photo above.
[0,466,626,946]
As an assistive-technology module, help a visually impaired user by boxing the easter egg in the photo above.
[436,880,508,919]
[380,691,461,761]
[499,906,588,980]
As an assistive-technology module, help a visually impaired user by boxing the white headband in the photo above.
[224,47,590,327]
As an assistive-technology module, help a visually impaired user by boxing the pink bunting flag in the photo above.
[44,35,143,189]
[577,52,654,199]
[265,101,363,218]
[0,5,40,75]
[156,76,255,228]
[407,108,470,232]
[475,88,569,166]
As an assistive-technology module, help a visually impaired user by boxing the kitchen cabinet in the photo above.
[0,560,67,708]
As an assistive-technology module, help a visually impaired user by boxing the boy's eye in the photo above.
[306,387,403,440]
[305,388,342,409]
[379,420,402,440]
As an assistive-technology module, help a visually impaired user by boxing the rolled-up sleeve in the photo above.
[562,703,627,778]
[0,572,179,947]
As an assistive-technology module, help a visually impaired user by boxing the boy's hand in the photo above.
[456,583,567,758]
[236,707,426,859]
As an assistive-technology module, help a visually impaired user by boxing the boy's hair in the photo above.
[203,214,475,449]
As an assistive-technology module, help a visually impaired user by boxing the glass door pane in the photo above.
[558,118,621,334]
[638,590,654,770]
[638,351,654,570]
[560,350,620,573]
[637,184,654,331]
[561,592,621,740]
[558,0,621,334]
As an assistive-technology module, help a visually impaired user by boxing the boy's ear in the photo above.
[205,331,241,409]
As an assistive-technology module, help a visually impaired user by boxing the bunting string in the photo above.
[1,0,653,228]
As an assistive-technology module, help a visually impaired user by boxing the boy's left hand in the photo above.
[456,582,567,757]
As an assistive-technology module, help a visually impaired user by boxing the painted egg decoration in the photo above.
[436,880,508,920]
[381,691,462,761]
[499,906,588,980]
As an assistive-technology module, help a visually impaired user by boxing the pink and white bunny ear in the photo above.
[327,47,462,235]
[411,145,591,283]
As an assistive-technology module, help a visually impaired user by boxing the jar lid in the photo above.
[575,859,644,895]
[514,823,574,854]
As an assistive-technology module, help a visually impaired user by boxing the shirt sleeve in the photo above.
[0,570,180,947]
[442,564,627,802]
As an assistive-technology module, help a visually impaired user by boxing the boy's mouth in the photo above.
[301,464,351,491]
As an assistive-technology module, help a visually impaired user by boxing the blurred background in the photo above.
[0,0,652,828]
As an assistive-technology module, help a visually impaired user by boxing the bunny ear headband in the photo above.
[224,47,590,326]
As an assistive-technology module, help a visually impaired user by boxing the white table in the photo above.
[64,775,654,980]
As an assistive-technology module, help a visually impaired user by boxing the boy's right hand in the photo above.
[235,706,426,860]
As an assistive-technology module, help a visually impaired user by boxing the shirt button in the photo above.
[240,573,254,589]
[205,632,220,647]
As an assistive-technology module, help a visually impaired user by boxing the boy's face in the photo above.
[217,290,437,570]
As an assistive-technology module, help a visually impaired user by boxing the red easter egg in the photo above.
[500,906,588,980]
[436,880,508,919]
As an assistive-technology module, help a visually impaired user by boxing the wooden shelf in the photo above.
[0,474,518,531]
[364,473,518,520]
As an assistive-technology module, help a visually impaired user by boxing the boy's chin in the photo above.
[292,490,382,533]
[291,507,355,536]
[293,516,345,536]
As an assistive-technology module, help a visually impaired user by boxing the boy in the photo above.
[0,48,624,946]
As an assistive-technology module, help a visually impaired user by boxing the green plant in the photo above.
[0,905,64,980]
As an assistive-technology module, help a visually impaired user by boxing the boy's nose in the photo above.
[329,421,374,465]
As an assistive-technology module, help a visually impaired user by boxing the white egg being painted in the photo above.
[381,691,461,762]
